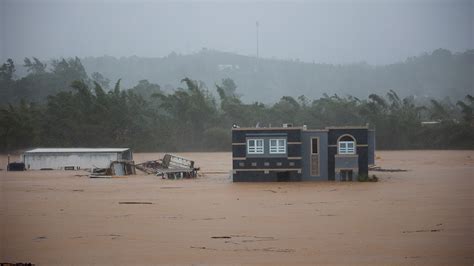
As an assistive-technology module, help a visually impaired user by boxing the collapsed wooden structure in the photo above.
[89,160,136,178]
[19,148,198,180]
[135,154,199,179]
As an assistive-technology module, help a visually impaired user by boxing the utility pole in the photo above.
[256,21,259,59]
[255,21,259,72]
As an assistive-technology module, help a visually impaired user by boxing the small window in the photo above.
[339,142,355,154]
[338,135,356,154]
[247,139,264,154]
[311,138,318,154]
[270,139,286,154]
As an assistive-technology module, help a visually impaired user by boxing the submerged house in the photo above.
[22,148,133,170]
[232,125,375,181]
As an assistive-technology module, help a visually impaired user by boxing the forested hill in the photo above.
[81,48,473,102]
[1,48,472,105]
[1,53,473,151]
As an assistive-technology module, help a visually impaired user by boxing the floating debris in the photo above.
[119,202,153,205]
[135,154,199,179]
[369,166,408,172]
[90,160,136,178]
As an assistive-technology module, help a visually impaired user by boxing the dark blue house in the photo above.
[232,125,375,181]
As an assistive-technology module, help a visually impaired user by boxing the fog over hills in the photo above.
[1,1,473,152]
[2,48,472,104]
[1,0,472,102]
[2,0,472,64]
[80,49,473,102]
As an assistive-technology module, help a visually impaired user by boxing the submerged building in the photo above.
[22,148,133,170]
[232,125,375,182]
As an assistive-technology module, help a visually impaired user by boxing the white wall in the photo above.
[23,153,120,170]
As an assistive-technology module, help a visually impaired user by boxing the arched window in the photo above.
[338,135,356,154]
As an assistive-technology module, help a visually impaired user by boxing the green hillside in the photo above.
[81,48,473,102]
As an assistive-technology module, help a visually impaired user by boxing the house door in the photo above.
[340,170,353,181]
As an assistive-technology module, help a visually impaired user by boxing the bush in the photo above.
[358,174,378,182]
[370,174,379,182]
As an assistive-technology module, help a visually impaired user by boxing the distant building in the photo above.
[421,121,441,126]
[217,64,240,71]
[22,148,133,170]
[232,125,375,181]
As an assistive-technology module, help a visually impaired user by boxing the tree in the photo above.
[129,79,161,98]
[24,57,47,74]
[91,72,110,90]
[0,59,15,81]
[219,78,238,98]
[271,96,301,125]
[0,101,39,151]
[51,57,89,86]
[155,77,218,150]
[457,95,474,124]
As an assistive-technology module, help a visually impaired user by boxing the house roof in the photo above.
[24,148,130,153]
[232,125,370,131]
[324,126,369,129]
[232,127,303,131]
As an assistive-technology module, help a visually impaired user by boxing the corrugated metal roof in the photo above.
[25,148,130,153]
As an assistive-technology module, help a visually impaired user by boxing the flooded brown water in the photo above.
[1,150,473,265]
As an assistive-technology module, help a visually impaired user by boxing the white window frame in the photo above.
[269,139,286,154]
[247,139,264,154]
[338,141,355,154]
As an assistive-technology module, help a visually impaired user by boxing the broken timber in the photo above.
[135,154,199,179]
[89,160,136,178]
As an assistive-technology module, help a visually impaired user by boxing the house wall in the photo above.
[231,127,373,182]
[335,155,359,169]
[245,134,288,158]
[232,170,301,182]
[301,131,328,181]
[368,130,376,166]
[232,128,302,182]
[23,152,121,169]
[327,128,369,180]
[334,154,359,181]
[232,128,301,144]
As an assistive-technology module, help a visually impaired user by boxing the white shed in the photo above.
[22,148,133,170]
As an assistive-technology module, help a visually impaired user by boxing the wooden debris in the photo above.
[135,154,199,179]
[89,160,136,178]
[369,166,408,172]
[119,202,153,205]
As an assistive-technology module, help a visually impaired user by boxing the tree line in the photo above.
[3,48,473,104]
[0,57,473,152]
[81,48,473,102]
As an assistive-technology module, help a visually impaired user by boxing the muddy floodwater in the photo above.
[1,150,473,265]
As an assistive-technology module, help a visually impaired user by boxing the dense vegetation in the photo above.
[4,48,474,104]
[1,55,473,152]
[83,48,473,101]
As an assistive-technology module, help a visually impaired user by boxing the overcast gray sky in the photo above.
[0,0,472,64]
